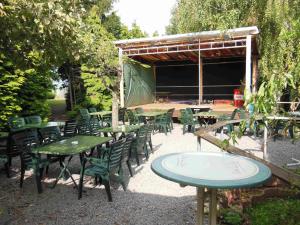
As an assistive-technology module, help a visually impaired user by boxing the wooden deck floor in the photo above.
[129,103,236,117]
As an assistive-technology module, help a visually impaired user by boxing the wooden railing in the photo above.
[194,119,300,185]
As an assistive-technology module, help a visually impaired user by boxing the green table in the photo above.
[24,121,65,129]
[151,152,271,225]
[89,111,112,117]
[98,124,142,140]
[193,112,222,119]
[136,111,166,117]
[32,135,112,190]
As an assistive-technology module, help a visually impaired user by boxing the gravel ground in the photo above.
[0,123,299,225]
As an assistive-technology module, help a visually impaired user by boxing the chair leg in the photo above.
[20,162,25,188]
[134,148,140,166]
[78,170,84,199]
[126,160,133,177]
[4,162,10,178]
[103,179,112,202]
[35,170,43,194]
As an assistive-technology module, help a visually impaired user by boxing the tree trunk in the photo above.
[112,92,119,129]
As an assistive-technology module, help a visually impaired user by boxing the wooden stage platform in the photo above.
[129,103,236,118]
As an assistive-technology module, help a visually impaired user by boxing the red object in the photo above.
[233,89,244,107]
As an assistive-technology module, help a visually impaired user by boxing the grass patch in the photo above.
[47,99,66,108]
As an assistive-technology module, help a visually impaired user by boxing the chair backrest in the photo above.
[119,107,126,123]
[63,120,77,137]
[179,109,187,123]
[107,138,126,171]
[134,107,144,114]
[89,118,102,136]
[39,126,62,144]
[8,129,39,158]
[8,117,25,131]
[88,107,97,113]
[186,108,194,115]
[136,124,148,146]
[77,119,91,135]
[24,115,42,125]
[167,108,175,120]
[126,109,138,125]
[79,109,91,121]
[122,134,134,162]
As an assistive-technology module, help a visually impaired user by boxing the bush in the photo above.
[220,208,243,225]
[247,198,300,225]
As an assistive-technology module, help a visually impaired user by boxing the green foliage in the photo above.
[247,198,300,225]
[220,208,243,225]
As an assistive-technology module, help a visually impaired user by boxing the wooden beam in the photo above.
[198,39,203,104]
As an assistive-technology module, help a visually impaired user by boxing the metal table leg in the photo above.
[51,155,78,189]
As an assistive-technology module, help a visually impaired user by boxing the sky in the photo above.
[113,0,177,36]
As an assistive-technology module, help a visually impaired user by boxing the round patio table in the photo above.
[151,152,271,225]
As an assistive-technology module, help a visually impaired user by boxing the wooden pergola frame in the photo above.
[115,26,259,107]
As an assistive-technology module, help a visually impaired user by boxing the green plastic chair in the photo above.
[130,125,148,166]
[122,134,135,177]
[8,117,26,131]
[155,113,171,135]
[0,140,9,177]
[24,115,42,124]
[63,120,77,137]
[9,129,49,193]
[126,109,139,125]
[179,109,199,134]
[88,107,97,113]
[167,108,175,130]
[78,138,126,202]
[119,107,127,124]
[79,109,91,121]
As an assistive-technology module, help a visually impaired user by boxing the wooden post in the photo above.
[153,65,156,101]
[198,39,203,104]
[196,187,205,225]
[245,35,252,96]
[208,189,217,225]
[252,55,258,93]
[263,121,268,160]
[119,48,125,108]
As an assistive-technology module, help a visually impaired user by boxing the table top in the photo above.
[136,111,166,117]
[89,111,112,117]
[98,124,142,133]
[193,112,223,118]
[24,121,65,129]
[32,135,112,155]
[151,152,271,189]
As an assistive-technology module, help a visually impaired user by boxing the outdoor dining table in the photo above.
[31,135,112,192]
[23,121,65,129]
[193,111,222,119]
[98,124,142,139]
[89,111,112,118]
[151,152,271,225]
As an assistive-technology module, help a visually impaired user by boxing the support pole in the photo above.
[245,35,252,96]
[119,48,125,107]
[208,189,217,225]
[196,187,205,225]
[198,39,203,104]
[252,55,258,93]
